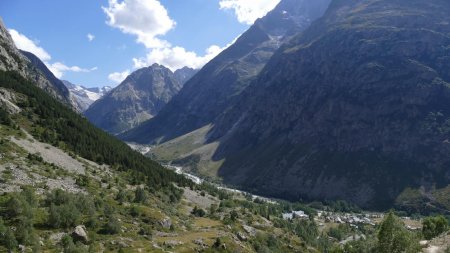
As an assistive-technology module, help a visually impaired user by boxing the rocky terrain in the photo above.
[63,80,111,112]
[85,64,196,134]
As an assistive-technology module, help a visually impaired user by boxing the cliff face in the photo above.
[84,64,195,135]
[120,0,332,143]
[210,0,450,208]
[0,18,72,106]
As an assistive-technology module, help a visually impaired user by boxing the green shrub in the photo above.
[61,235,88,253]
[191,206,206,217]
[134,187,148,203]
[48,203,81,228]
[102,217,121,235]
[422,215,448,240]
[377,212,420,253]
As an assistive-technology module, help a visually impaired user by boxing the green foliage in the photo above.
[2,226,18,252]
[328,224,353,241]
[0,107,12,126]
[61,235,88,253]
[0,70,192,193]
[134,187,148,203]
[1,189,38,247]
[102,217,121,235]
[45,190,95,228]
[294,219,319,245]
[230,210,239,221]
[0,217,18,252]
[191,206,206,217]
[49,203,81,229]
[376,212,421,253]
[251,232,285,253]
[422,215,448,240]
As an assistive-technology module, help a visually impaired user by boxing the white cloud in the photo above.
[8,29,51,61]
[87,33,95,42]
[219,0,280,25]
[102,0,242,74]
[102,0,175,48]
[47,63,98,79]
[132,35,241,71]
[108,70,130,84]
[9,29,96,78]
[132,45,224,71]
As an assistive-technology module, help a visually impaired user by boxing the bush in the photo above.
[48,203,81,228]
[134,187,148,203]
[422,216,448,240]
[377,212,421,253]
[61,235,88,253]
[103,217,121,235]
[192,206,206,217]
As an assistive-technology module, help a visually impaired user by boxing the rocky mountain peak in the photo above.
[84,64,194,135]
[0,20,72,106]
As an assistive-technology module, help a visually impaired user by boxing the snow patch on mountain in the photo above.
[62,80,111,112]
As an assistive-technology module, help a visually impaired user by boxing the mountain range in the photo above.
[121,0,450,210]
[120,0,332,144]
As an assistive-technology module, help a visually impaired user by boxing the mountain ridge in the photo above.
[84,64,196,135]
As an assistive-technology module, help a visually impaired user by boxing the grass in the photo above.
[150,124,226,180]
[193,217,222,228]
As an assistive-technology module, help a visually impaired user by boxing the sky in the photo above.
[0,0,280,87]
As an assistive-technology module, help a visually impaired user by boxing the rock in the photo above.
[243,225,256,237]
[193,239,207,247]
[420,240,429,246]
[237,232,247,241]
[118,241,129,248]
[159,217,172,229]
[71,225,89,243]
[164,240,182,248]
[49,232,67,243]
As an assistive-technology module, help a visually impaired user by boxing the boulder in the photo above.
[237,232,247,241]
[71,225,88,243]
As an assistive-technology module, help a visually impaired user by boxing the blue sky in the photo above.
[0,0,280,87]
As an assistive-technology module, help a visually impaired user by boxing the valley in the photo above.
[1,0,450,252]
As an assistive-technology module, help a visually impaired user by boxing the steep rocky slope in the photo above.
[120,0,332,144]
[63,80,111,112]
[84,64,195,135]
[209,0,450,209]
[0,18,72,106]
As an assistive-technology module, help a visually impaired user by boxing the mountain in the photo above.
[63,80,112,112]
[120,0,332,144]
[84,64,196,135]
[174,66,198,84]
[205,0,450,209]
[0,18,72,106]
